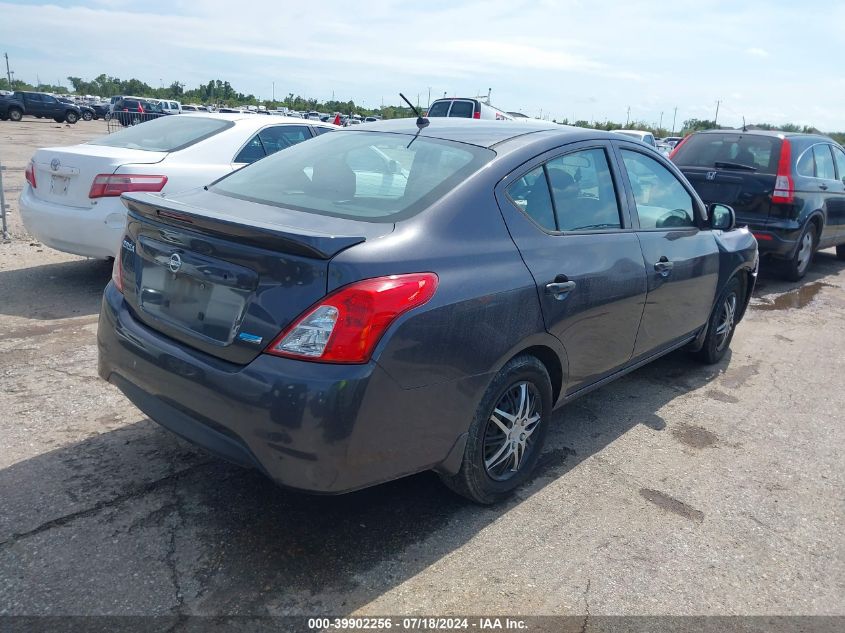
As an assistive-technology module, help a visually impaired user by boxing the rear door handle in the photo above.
[819,183,829,190]
[545,278,576,299]
[654,257,674,277]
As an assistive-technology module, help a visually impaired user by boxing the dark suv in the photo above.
[113,98,164,126]
[671,130,845,279]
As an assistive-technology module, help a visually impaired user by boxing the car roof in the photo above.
[353,117,565,148]
[693,128,832,141]
[180,112,337,128]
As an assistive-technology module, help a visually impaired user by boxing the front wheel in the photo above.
[65,111,79,124]
[836,244,845,261]
[695,277,742,365]
[439,355,553,504]
[782,222,817,281]
[8,108,23,122]
[82,111,93,121]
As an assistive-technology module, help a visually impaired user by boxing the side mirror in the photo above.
[708,203,735,231]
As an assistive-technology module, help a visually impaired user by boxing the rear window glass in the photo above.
[426,101,450,117]
[212,131,493,222]
[672,133,781,173]
[88,115,234,152]
[448,101,475,118]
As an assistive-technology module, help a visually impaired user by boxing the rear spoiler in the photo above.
[122,193,367,260]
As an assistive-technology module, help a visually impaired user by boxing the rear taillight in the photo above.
[266,273,438,364]
[24,161,36,188]
[752,232,774,241]
[89,174,167,198]
[473,110,481,119]
[668,135,689,160]
[771,139,794,204]
[111,252,124,293]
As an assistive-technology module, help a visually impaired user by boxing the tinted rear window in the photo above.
[88,115,234,152]
[448,100,475,118]
[212,131,493,222]
[672,133,782,173]
[426,101,450,117]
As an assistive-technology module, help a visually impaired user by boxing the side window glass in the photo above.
[506,166,556,231]
[42,95,57,105]
[258,125,310,156]
[546,148,622,231]
[796,148,815,177]
[813,145,836,180]
[314,126,334,135]
[832,146,845,181]
[621,149,696,229]
[234,134,266,164]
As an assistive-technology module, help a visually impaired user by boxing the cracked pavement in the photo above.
[1,121,843,618]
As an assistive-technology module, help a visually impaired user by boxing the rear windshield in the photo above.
[672,133,782,173]
[211,131,494,222]
[448,100,475,118]
[426,101,450,117]
[88,115,234,152]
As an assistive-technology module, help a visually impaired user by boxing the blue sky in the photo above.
[2,0,843,131]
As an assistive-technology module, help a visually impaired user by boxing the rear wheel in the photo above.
[695,276,742,365]
[53,116,63,123]
[82,111,93,122]
[8,108,23,122]
[131,115,141,125]
[65,111,79,124]
[439,355,552,504]
[782,222,817,281]
[836,244,845,261]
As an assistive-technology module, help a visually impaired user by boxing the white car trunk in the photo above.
[31,145,167,209]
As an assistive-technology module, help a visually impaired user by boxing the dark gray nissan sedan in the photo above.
[98,118,758,503]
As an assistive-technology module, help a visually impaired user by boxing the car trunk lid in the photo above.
[30,145,166,209]
[118,189,394,364]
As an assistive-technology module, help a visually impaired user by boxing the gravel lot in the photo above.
[0,120,843,622]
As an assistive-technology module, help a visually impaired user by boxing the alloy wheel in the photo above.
[715,292,737,352]
[796,231,813,274]
[483,382,542,481]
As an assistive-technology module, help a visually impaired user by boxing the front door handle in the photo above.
[545,276,576,299]
[654,256,674,277]
[819,183,829,191]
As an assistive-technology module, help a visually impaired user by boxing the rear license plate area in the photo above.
[136,237,258,345]
[50,175,69,196]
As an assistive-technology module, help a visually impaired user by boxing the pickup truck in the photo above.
[2,91,82,123]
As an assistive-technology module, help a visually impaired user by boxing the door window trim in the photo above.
[610,140,706,232]
[498,140,633,235]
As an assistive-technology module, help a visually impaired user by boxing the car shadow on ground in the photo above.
[752,248,844,299]
[1,346,737,616]
[0,258,111,320]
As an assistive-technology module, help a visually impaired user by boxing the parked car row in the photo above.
[0,91,86,123]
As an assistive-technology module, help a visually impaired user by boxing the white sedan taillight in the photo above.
[89,174,167,198]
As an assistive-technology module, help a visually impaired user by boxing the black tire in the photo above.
[782,222,818,281]
[53,116,63,123]
[104,112,112,122]
[65,111,79,124]
[836,244,845,261]
[82,111,93,122]
[439,355,553,504]
[8,108,23,122]
[695,276,742,365]
[131,115,141,126]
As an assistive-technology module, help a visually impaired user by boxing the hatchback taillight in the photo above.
[668,135,689,160]
[111,252,124,293]
[89,174,167,198]
[473,110,481,119]
[771,139,794,204]
[24,161,36,188]
[266,273,438,364]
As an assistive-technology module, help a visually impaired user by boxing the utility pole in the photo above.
[714,100,720,125]
[4,52,11,89]
[427,86,431,108]
[672,106,677,134]
[659,111,664,131]
[625,106,631,127]
[272,82,275,102]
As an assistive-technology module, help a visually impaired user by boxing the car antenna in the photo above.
[399,92,429,131]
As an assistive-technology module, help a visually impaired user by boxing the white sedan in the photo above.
[20,113,337,258]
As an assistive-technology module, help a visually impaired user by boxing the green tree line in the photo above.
[1,74,842,142]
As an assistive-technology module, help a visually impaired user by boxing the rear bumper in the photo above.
[19,186,124,259]
[736,216,802,258]
[97,283,473,493]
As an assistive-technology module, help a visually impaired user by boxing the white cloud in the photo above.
[747,48,769,58]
